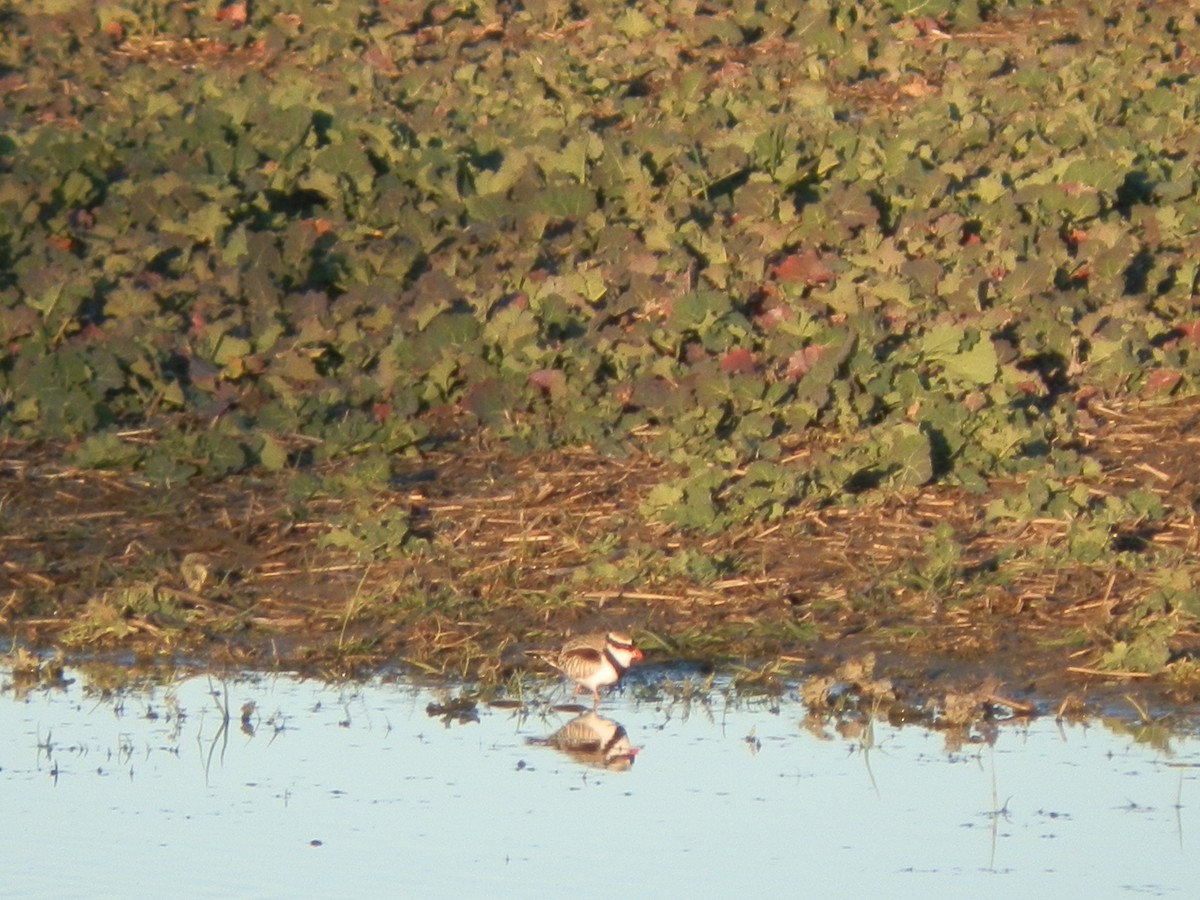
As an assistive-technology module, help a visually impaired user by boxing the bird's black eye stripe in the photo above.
[608,638,635,652]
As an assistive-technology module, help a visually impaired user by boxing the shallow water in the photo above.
[2,668,1196,899]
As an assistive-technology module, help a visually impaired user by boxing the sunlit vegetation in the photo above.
[3,2,1200,694]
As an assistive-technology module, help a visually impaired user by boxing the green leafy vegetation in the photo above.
[4,1,1199,518]
[4,1,1200,696]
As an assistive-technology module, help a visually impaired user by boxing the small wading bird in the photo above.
[528,631,643,707]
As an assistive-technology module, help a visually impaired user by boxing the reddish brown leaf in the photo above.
[772,249,834,286]
[216,3,248,25]
[720,347,756,375]
[786,345,824,379]
[1143,369,1182,397]
[364,49,399,75]
[528,369,566,396]
[755,304,789,329]
[912,16,950,37]
[1177,321,1200,348]
[497,291,528,311]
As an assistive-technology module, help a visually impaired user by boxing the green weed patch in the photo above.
[3,1,1199,527]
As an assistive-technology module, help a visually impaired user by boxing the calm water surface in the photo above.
[2,667,1196,899]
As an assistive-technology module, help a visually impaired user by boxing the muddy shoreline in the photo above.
[5,399,1200,729]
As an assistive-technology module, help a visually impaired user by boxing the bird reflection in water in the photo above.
[527,711,640,771]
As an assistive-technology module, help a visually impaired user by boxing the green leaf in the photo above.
[920,324,963,358]
[161,202,227,244]
[943,337,998,386]
[884,424,933,488]
[141,454,197,487]
[538,185,595,218]
[71,433,141,468]
[615,9,657,39]
[213,335,253,368]
[259,433,289,471]
[475,149,530,196]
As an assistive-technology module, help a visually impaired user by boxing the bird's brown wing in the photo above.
[559,645,604,667]
[560,633,608,654]
[527,645,603,672]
